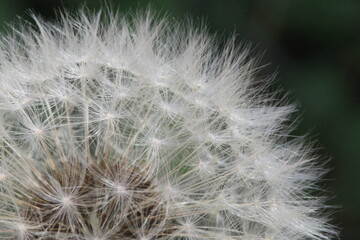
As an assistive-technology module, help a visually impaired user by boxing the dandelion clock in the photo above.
[0,9,336,240]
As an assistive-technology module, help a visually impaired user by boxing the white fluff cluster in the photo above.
[0,10,334,240]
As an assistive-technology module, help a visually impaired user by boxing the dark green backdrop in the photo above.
[1,0,359,239]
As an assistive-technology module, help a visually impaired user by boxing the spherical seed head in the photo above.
[0,9,335,240]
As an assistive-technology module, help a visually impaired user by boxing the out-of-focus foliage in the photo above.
[1,0,359,239]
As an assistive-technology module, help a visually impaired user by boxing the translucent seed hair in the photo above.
[0,9,335,240]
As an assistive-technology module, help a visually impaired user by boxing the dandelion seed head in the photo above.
[0,8,336,240]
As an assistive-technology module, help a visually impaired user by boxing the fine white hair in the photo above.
[0,9,335,240]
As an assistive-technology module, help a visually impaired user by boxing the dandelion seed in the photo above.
[0,8,336,240]
[61,196,72,206]
[0,173,6,181]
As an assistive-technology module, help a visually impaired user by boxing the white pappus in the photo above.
[0,9,336,240]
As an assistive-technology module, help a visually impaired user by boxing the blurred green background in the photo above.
[1,0,359,239]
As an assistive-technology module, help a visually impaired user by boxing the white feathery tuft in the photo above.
[0,9,336,240]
